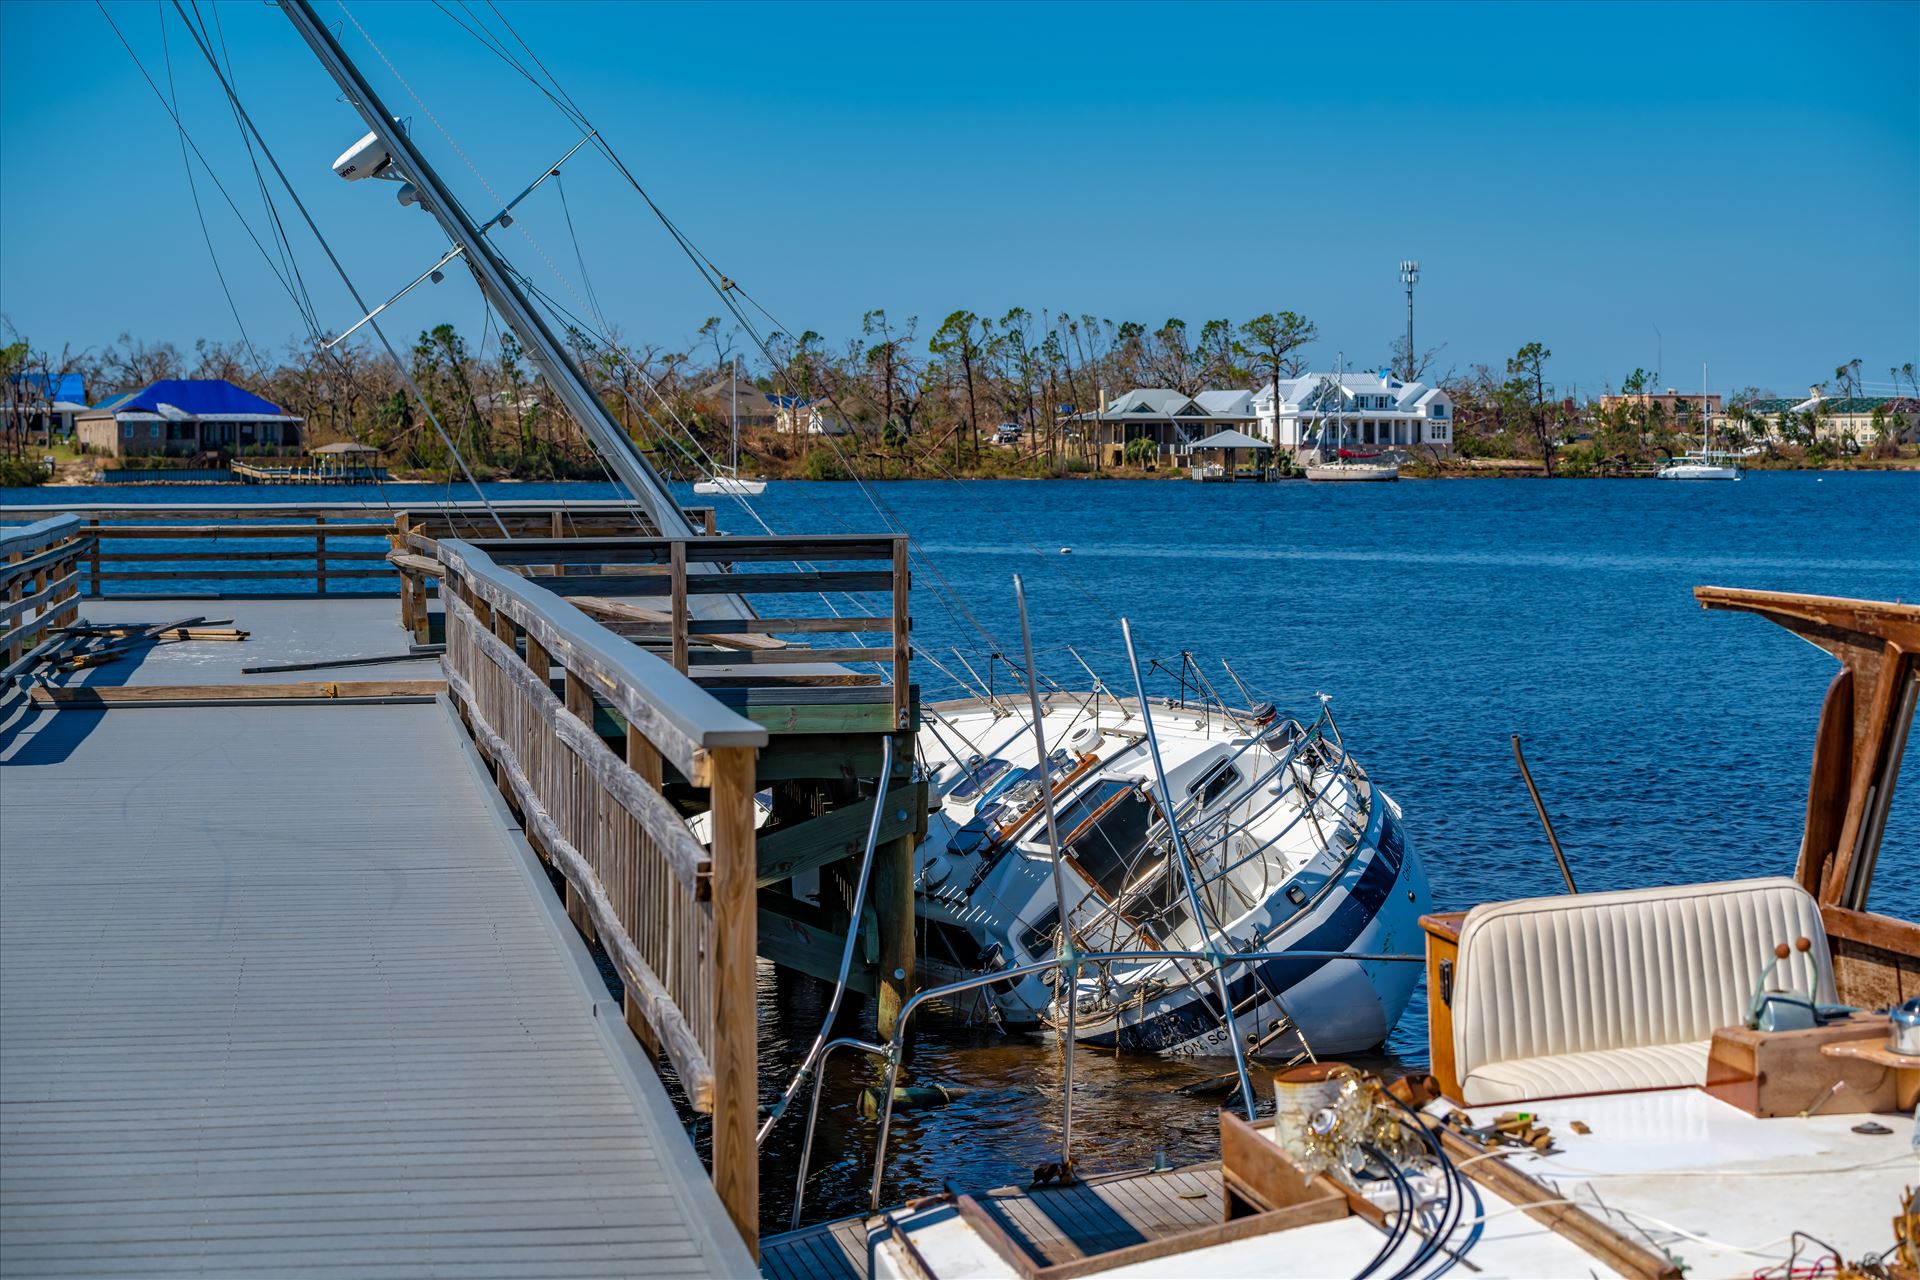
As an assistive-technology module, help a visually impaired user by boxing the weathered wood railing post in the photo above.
[670,540,688,674]
[705,742,760,1257]
[892,536,912,731]
[314,516,328,595]
[87,518,101,597]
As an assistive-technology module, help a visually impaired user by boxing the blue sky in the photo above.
[2,0,1915,396]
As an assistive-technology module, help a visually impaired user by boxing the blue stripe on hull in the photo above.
[1081,811,1408,1054]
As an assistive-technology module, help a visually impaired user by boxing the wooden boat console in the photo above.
[1703,1014,1902,1117]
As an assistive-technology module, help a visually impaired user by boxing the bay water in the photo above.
[7,471,1916,1229]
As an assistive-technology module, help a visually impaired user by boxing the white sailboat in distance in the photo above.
[1656,362,1743,480]
[694,355,767,495]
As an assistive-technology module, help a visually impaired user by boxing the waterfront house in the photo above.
[695,373,778,430]
[1073,388,1259,466]
[1252,369,1453,459]
[3,372,88,444]
[772,395,846,436]
[74,379,303,458]
[1740,388,1920,446]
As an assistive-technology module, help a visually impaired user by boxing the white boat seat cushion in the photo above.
[1452,876,1834,1104]
[1460,1041,1712,1105]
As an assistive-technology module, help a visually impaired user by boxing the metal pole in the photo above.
[1119,618,1259,1120]
[276,0,693,538]
[758,734,896,1146]
[862,945,1422,1212]
[1012,574,1076,1179]
[1510,734,1577,894]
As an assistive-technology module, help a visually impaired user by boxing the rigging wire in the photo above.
[160,0,508,538]
[198,0,319,336]
[93,3,308,325]
[552,172,609,334]
[157,1,264,375]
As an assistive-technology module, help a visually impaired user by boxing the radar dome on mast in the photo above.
[332,129,394,181]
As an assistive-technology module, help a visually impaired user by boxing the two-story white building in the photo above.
[1252,369,1453,459]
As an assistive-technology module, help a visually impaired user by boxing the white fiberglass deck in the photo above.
[877,1089,1914,1279]
[0,614,752,1277]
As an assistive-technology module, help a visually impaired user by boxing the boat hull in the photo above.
[1655,464,1741,480]
[692,477,767,495]
[1304,463,1399,482]
[1069,801,1429,1058]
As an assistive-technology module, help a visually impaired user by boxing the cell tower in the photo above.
[1399,260,1420,381]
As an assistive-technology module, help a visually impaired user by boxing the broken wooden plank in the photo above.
[240,652,434,675]
[30,679,445,709]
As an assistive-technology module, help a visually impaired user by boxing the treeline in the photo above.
[5,317,1914,481]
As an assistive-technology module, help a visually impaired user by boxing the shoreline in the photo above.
[18,456,1918,489]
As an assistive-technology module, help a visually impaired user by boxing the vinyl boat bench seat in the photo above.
[1451,876,1835,1104]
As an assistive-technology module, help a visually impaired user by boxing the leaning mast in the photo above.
[276,0,694,538]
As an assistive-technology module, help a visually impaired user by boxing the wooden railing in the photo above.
[1,515,93,674]
[0,503,715,597]
[434,538,768,1252]
[414,532,913,730]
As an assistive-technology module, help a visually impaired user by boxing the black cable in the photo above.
[1351,1143,1414,1280]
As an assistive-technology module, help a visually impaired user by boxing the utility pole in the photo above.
[1399,260,1420,381]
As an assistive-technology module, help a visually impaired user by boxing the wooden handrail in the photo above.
[0,515,91,671]
[0,513,85,558]
[433,537,763,1252]
[436,539,767,777]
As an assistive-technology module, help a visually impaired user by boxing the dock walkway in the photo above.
[0,602,755,1277]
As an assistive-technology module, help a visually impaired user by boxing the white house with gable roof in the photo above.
[1252,369,1453,459]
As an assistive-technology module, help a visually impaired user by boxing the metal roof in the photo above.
[1189,428,1272,450]
[84,378,297,420]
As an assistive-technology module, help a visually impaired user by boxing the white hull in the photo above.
[907,696,1427,1058]
[1656,462,1741,480]
[692,475,767,495]
[1304,462,1399,482]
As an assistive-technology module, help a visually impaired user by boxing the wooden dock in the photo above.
[758,1166,1225,1280]
[1,499,928,1272]
[0,624,757,1276]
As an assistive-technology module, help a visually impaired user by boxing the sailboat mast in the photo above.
[1702,360,1710,455]
[731,354,739,473]
[276,0,694,538]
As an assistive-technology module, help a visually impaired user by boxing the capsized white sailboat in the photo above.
[911,681,1429,1059]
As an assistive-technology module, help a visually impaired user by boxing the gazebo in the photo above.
[310,441,382,479]
[1187,428,1273,482]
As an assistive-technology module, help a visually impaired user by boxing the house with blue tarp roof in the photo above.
[75,378,303,458]
[4,371,91,440]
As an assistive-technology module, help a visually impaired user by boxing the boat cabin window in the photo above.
[1018,904,1060,958]
[947,751,1074,857]
[946,757,1010,804]
[1187,760,1240,809]
[1061,781,1160,900]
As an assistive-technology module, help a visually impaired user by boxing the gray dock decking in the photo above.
[0,610,755,1277]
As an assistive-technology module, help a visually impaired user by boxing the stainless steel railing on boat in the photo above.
[777,944,1426,1228]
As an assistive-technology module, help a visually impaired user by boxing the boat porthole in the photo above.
[1406,890,1415,901]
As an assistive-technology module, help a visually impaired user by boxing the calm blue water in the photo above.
[9,472,1917,1225]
